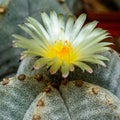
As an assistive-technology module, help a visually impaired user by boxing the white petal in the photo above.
[80,58,106,67]
[84,44,111,54]
[21,49,45,57]
[26,17,51,44]
[69,64,75,72]
[78,30,109,48]
[61,62,69,78]
[18,24,47,48]
[70,13,87,41]
[13,34,47,51]
[65,16,74,40]
[58,14,65,40]
[41,12,54,41]
[49,59,61,74]
[80,40,112,51]
[73,20,98,46]
[34,58,50,68]
[24,22,50,47]
[13,34,38,48]
[74,62,93,73]
[92,55,109,61]
[50,11,59,40]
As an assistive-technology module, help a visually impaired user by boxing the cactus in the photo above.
[1,50,120,120]
[1,0,120,120]
[24,80,120,120]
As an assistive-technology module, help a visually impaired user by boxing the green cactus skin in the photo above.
[0,51,120,120]
[0,0,28,79]
[67,50,120,99]
[23,86,71,120]
[0,66,47,120]
[60,80,120,120]
[23,80,120,120]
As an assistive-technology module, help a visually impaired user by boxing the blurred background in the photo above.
[0,0,120,79]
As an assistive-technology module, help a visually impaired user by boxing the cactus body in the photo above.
[1,51,120,120]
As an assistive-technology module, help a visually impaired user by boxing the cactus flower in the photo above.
[13,11,111,78]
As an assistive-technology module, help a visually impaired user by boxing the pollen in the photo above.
[56,40,72,60]
[44,40,74,63]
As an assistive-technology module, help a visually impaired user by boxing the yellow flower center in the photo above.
[43,40,78,64]
[56,41,71,60]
